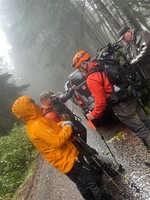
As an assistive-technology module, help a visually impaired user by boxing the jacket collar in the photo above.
[88,61,99,72]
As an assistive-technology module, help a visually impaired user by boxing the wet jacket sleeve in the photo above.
[87,73,108,118]
[33,121,73,148]
[131,31,150,65]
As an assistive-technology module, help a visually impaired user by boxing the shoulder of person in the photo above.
[136,30,149,42]
[134,31,143,44]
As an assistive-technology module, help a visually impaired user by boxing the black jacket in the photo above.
[127,30,150,80]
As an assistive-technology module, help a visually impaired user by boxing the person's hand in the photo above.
[86,112,95,120]
[51,96,57,101]
[71,85,77,90]
[61,121,74,127]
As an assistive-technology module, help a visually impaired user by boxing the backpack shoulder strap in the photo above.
[86,64,103,78]
[86,64,104,87]
[42,108,54,116]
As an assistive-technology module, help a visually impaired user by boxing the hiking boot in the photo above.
[144,134,150,150]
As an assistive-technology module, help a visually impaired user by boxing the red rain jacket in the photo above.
[86,62,113,118]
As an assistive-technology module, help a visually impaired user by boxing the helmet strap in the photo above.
[80,61,88,73]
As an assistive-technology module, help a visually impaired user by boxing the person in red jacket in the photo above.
[39,91,87,142]
[72,50,150,149]
[40,92,62,122]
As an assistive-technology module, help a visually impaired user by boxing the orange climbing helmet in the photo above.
[72,50,90,68]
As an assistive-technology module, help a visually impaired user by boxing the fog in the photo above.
[0,0,149,102]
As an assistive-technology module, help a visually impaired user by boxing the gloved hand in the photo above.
[61,121,74,127]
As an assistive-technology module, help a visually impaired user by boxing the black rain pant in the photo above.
[66,157,110,200]
[112,97,150,139]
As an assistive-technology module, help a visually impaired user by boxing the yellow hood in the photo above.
[12,96,78,174]
[12,96,39,122]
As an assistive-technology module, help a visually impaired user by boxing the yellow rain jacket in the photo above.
[12,96,79,173]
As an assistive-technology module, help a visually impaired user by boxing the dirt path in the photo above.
[18,155,83,200]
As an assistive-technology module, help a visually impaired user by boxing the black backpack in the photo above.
[87,61,129,89]
[86,62,130,106]
[89,42,130,87]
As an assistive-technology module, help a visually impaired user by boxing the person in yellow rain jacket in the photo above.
[12,96,113,200]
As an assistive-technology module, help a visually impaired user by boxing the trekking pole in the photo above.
[98,129,123,170]
[87,119,122,169]
[97,130,141,195]
[92,155,124,194]
[76,130,139,196]
[75,137,126,196]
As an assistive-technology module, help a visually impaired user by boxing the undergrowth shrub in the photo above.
[0,124,38,199]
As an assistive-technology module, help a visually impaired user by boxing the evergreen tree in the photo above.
[0,70,29,135]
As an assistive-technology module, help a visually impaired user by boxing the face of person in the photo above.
[122,30,134,44]
[42,96,53,106]
[78,61,88,75]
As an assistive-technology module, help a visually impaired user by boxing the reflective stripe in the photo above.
[131,42,148,64]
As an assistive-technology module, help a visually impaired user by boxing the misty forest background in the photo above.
[0,0,150,134]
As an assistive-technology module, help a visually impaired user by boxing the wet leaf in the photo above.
[106,131,127,143]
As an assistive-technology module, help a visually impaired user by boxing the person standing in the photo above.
[39,91,87,142]
[118,26,150,80]
[71,50,150,149]
[12,96,113,200]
